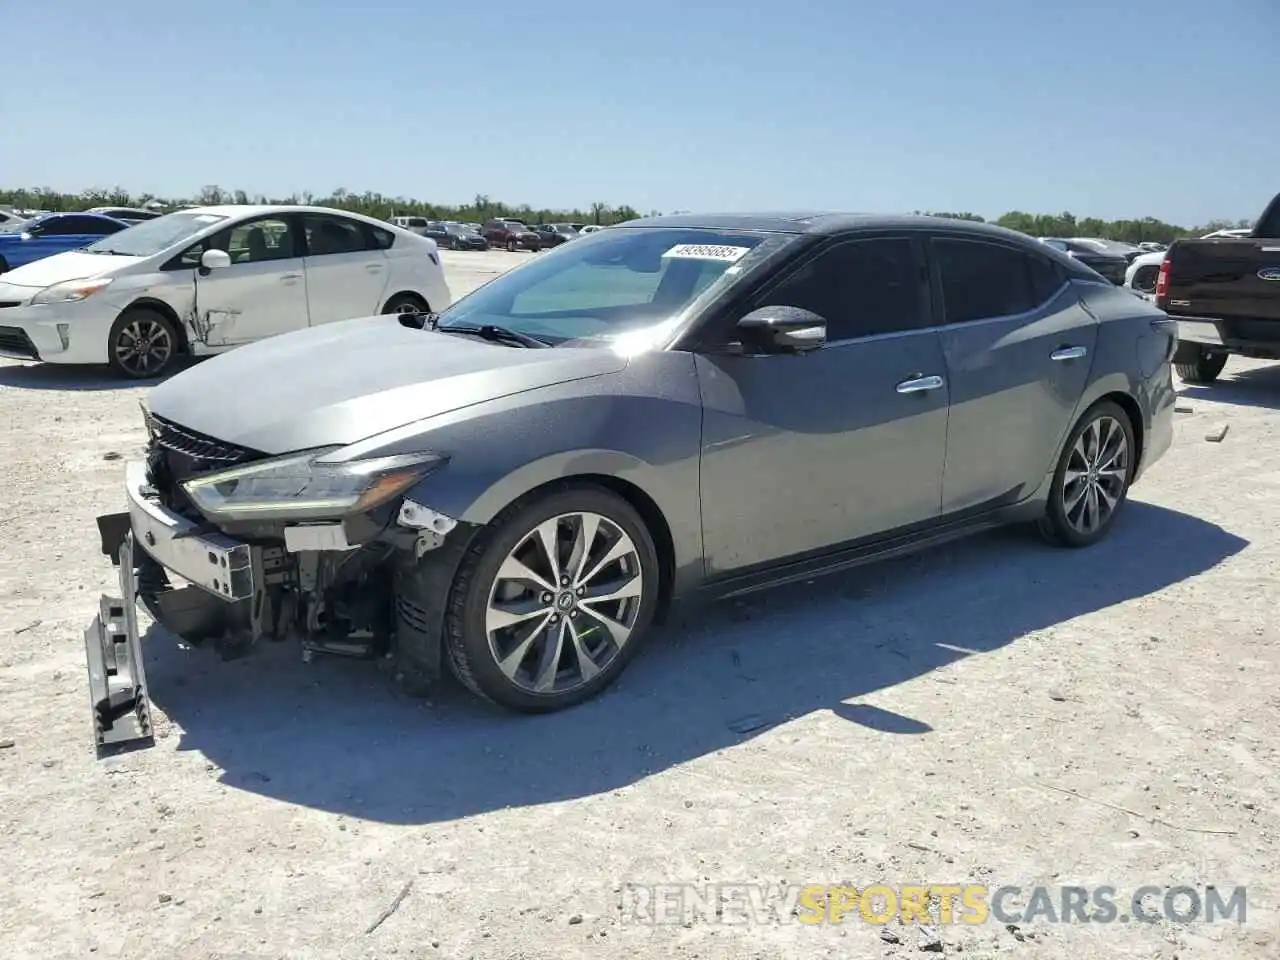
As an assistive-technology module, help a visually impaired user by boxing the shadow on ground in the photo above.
[142,501,1246,824]
[1179,362,1280,410]
[0,359,192,391]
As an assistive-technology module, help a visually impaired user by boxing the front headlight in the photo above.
[30,277,114,305]
[181,447,447,522]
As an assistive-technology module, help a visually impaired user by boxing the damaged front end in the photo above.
[83,412,475,755]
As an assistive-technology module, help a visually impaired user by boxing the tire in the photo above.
[444,485,661,712]
[107,307,181,379]
[381,292,428,315]
[1175,349,1227,384]
[0,256,9,274]
[506,239,517,252]
[450,237,461,251]
[1038,400,1137,548]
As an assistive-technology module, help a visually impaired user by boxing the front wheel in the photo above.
[382,293,427,315]
[107,308,180,379]
[444,486,661,712]
[1175,349,1228,384]
[1038,401,1136,548]
[506,238,517,252]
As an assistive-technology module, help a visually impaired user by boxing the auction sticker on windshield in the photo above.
[662,244,751,262]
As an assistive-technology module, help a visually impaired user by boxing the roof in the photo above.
[622,211,1034,243]
[178,204,381,220]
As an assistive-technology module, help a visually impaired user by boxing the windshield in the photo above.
[436,227,781,346]
[84,211,227,257]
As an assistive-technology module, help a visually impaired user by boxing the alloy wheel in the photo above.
[485,511,645,695]
[1061,415,1129,536]
[113,317,173,377]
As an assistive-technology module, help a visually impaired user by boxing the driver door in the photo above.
[195,215,309,346]
[695,234,951,577]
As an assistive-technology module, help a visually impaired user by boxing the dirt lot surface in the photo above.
[1,248,1277,959]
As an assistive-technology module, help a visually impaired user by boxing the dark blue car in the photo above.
[0,212,130,273]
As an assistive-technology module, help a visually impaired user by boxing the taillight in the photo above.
[1154,256,1170,302]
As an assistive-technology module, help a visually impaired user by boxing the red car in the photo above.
[482,218,541,252]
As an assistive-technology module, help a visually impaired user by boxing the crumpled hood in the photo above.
[147,314,629,454]
[0,249,138,290]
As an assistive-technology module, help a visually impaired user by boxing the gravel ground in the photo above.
[1,248,1277,959]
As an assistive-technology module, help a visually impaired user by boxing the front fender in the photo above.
[368,351,708,592]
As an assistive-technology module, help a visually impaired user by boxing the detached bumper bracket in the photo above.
[83,533,154,755]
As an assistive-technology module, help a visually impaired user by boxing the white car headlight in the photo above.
[180,447,447,522]
[30,277,113,305]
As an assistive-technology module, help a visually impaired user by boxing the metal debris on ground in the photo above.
[14,620,41,634]
[1205,424,1230,442]
[1175,404,1194,414]
[918,924,943,952]
[365,878,414,934]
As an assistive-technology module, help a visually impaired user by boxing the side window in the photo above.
[40,216,104,236]
[303,215,372,256]
[223,216,297,264]
[932,239,1039,324]
[754,237,924,340]
[368,225,395,250]
[1027,253,1065,303]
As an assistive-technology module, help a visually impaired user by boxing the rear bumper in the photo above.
[1170,314,1280,359]
[1175,317,1225,348]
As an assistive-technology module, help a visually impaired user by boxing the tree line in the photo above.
[0,185,1253,242]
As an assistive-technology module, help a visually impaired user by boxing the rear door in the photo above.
[928,234,1098,515]
[300,213,391,324]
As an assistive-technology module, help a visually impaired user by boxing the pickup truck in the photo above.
[1156,193,1280,383]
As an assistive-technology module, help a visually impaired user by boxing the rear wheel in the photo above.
[1038,401,1136,548]
[107,307,180,379]
[1175,349,1228,384]
[444,486,660,712]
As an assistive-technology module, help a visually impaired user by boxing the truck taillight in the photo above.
[1154,256,1170,302]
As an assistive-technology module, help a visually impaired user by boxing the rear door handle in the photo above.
[365,264,384,273]
[279,273,302,282]
[896,374,945,394]
[1050,346,1088,361]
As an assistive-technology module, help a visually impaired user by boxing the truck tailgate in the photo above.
[1160,238,1280,327]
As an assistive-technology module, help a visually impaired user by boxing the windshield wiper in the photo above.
[437,323,551,348]
[87,248,131,255]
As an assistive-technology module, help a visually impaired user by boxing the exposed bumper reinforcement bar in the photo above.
[83,532,154,755]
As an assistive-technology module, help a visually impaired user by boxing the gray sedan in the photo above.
[86,213,1176,744]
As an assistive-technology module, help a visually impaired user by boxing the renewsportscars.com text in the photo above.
[619,883,1247,926]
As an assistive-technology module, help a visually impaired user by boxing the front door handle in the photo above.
[896,374,945,394]
[365,264,384,273]
[1050,346,1088,361]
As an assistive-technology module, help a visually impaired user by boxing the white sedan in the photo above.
[0,205,450,378]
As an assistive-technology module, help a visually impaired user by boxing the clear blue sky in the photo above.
[5,0,1274,225]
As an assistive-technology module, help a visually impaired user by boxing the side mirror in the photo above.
[200,249,231,271]
[734,305,827,354]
